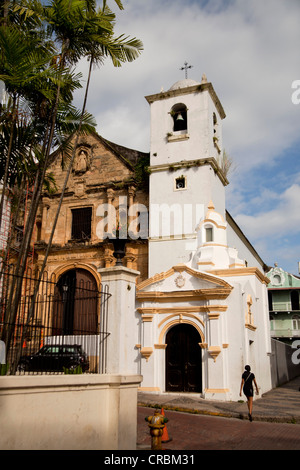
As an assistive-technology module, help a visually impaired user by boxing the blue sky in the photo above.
[74,0,300,275]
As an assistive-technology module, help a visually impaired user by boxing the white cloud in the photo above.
[235,183,300,240]
[76,0,300,169]
[73,0,300,273]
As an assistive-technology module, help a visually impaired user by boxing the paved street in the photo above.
[136,376,300,450]
[137,406,300,450]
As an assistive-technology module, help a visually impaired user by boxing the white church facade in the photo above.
[135,75,272,401]
[33,74,273,402]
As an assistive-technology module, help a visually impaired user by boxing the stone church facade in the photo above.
[32,75,273,401]
[34,133,150,285]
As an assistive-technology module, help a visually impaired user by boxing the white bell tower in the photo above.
[145,74,228,277]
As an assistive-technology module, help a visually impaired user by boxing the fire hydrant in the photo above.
[145,409,168,450]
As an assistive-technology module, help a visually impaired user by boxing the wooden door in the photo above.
[52,269,98,335]
[166,324,202,393]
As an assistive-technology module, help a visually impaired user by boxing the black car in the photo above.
[18,344,89,372]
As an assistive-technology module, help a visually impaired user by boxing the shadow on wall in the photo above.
[270,338,300,388]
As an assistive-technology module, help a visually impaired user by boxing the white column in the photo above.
[98,266,140,375]
[205,314,229,400]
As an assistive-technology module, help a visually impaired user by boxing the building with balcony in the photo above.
[267,264,300,345]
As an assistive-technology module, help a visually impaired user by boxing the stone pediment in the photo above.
[49,131,149,170]
[47,132,149,193]
[136,264,232,301]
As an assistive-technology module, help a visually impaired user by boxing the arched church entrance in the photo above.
[165,323,202,393]
[52,268,98,336]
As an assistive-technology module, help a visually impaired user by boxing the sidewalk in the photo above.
[138,375,300,424]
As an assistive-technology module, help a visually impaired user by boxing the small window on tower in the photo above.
[205,227,213,242]
[175,176,186,190]
[171,103,187,132]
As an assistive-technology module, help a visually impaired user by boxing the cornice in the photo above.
[137,305,228,315]
[210,267,270,285]
[148,157,229,187]
[136,288,232,302]
[136,264,232,292]
[145,82,226,120]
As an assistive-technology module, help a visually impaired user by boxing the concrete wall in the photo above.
[0,374,142,450]
[270,338,300,388]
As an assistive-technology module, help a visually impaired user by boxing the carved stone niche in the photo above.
[73,146,91,174]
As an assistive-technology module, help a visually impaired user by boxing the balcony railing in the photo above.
[270,328,300,338]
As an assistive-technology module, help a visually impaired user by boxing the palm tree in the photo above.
[16,1,143,359]
[1,0,143,371]
[36,0,143,277]
[0,2,93,357]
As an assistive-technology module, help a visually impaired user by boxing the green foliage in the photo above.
[63,365,83,374]
[0,0,143,371]
[0,364,9,375]
[134,154,150,189]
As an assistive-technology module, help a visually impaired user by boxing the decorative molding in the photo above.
[136,264,233,292]
[210,267,270,285]
[167,133,190,143]
[245,294,257,331]
[138,387,161,392]
[197,223,227,232]
[148,157,229,187]
[158,319,205,345]
[154,344,167,349]
[158,313,205,329]
[137,305,227,316]
[175,273,186,288]
[145,82,226,120]
[149,234,197,242]
[205,388,230,394]
[208,346,221,362]
[137,308,159,315]
[136,288,232,302]
[202,243,227,247]
[140,347,153,362]
[141,314,154,322]
[208,312,220,320]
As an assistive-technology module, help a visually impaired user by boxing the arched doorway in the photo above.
[52,268,98,335]
[166,324,202,393]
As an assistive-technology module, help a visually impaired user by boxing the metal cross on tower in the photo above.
[180,62,193,79]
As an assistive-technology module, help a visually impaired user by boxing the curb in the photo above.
[138,402,300,425]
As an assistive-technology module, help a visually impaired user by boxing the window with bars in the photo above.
[71,207,92,241]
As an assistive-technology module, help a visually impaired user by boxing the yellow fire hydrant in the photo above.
[145,409,168,450]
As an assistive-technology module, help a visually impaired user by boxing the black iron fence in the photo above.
[0,265,110,375]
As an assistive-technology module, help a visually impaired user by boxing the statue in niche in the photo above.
[74,148,89,174]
